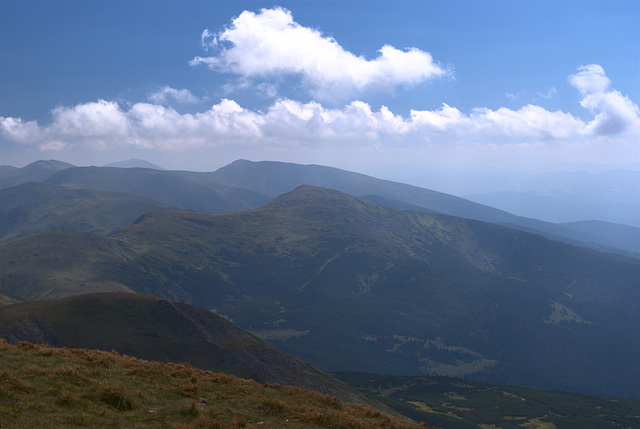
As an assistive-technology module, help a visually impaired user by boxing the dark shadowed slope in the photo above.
[336,371,640,429]
[1,186,637,398]
[0,292,361,402]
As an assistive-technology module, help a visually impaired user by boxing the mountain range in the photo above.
[1,159,637,256]
[1,158,639,412]
[1,183,637,398]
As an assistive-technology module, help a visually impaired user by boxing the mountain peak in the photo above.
[103,159,164,170]
[264,184,384,215]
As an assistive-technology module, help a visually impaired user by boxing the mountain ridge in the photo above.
[12,158,631,256]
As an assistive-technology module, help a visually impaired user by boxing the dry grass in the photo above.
[0,340,427,428]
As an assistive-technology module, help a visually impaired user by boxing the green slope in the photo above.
[0,340,420,428]
[0,186,637,398]
[0,182,174,242]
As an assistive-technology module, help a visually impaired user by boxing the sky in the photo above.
[1,0,639,180]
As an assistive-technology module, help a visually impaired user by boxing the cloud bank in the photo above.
[2,65,638,157]
[189,7,449,99]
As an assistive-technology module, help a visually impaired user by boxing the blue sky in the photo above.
[1,0,638,177]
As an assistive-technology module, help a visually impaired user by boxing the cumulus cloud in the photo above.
[148,86,201,105]
[189,7,449,99]
[48,100,130,139]
[569,64,640,135]
[0,117,42,143]
[1,65,637,155]
[0,99,597,151]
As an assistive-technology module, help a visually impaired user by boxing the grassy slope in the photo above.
[0,293,363,403]
[0,340,424,429]
[0,186,638,397]
[334,372,640,429]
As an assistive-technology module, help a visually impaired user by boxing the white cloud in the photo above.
[0,98,597,151]
[0,117,42,143]
[569,64,640,135]
[506,91,525,101]
[47,100,130,139]
[148,86,200,105]
[538,87,557,99]
[190,7,449,99]
[1,66,637,165]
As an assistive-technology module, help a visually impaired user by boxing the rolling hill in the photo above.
[44,165,270,214]
[1,186,637,398]
[0,182,174,242]
[0,159,74,189]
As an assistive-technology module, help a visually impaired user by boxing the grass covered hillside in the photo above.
[0,293,361,403]
[1,186,638,398]
[0,340,423,428]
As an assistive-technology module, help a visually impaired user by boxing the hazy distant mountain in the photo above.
[0,160,74,189]
[465,189,639,227]
[2,186,637,398]
[44,166,271,214]
[0,165,18,177]
[407,169,640,227]
[103,158,164,169]
[560,220,640,253]
[0,292,360,401]
[0,182,174,242]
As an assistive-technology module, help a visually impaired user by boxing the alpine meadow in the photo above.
[1,1,639,428]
